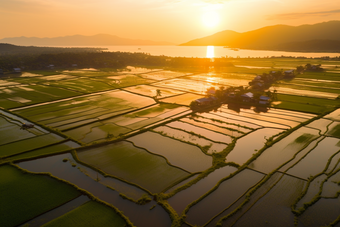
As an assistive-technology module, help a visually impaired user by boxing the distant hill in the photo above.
[0,43,105,55]
[0,34,175,46]
[180,21,340,52]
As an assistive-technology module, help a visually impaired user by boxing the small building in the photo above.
[195,97,217,106]
[284,69,295,77]
[241,92,254,102]
[254,75,262,81]
[259,95,271,105]
[226,92,236,99]
[13,68,21,73]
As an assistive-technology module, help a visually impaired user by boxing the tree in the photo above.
[156,89,162,98]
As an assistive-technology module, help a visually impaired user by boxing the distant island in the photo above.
[180,21,340,52]
[0,34,175,46]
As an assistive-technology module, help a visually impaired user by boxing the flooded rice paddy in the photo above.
[1,67,340,227]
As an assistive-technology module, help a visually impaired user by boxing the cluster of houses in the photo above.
[190,86,273,110]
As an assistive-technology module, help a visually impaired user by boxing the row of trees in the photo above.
[0,51,235,73]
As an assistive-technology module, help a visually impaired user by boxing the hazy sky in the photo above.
[1,0,340,43]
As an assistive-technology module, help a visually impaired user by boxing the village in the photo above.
[190,63,324,110]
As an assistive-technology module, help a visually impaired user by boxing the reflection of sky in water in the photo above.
[206,46,215,58]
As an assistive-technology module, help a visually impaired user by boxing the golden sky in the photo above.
[1,0,340,43]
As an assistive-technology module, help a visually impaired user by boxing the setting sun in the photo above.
[202,11,220,28]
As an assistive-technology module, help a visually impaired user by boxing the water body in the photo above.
[51,45,340,58]
[17,153,172,227]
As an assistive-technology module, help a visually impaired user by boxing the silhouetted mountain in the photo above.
[180,21,340,52]
[0,34,175,46]
[272,40,340,52]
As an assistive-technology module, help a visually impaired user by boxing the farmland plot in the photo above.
[296,174,327,209]
[42,201,127,227]
[306,118,334,134]
[161,93,204,106]
[232,175,306,227]
[219,106,301,128]
[139,70,188,80]
[212,110,290,129]
[226,128,284,165]
[286,137,340,179]
[123,85,184,98]
[325,108,340,121]
[77,141,190,192]
[154,78,219,94]
[190,114,253,134]
[153,126,227,154]
[181,117,245,138]
[249,127,320,173]
[0,84,82,109]
[0,133,65,158]
[186,169,265,227]
[0,116,36,145]
[15,90,155,123]
[185,74,251,87]
[215,173,283,227]
[4,141,80,162]
[167,121,233,144]
[327,122,340,138]
[17,153,172,227]
[279,137,324,172]
[198,112,260,129]
[270,86,338,99]
[127,131,212,172]
[299,197,340,227]
[167,166,237,214]
[0,164,81,227]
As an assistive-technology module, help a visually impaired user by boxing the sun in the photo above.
[202,11,220,28]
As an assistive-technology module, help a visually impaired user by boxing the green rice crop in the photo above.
[0,164,81,227]
[42,201,127,227]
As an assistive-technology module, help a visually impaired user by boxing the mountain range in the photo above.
[0,34,175,46]
[180,21,340,52]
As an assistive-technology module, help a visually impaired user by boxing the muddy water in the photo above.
[17,153,171,227]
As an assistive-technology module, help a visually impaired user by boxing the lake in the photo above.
[78,45,340,58]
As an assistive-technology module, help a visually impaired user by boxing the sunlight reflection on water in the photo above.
[206,46,215,58]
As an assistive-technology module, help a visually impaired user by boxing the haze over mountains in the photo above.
[0,34,175,46]
[181,21,340,52]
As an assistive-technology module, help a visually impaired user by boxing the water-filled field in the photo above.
[1,65,340,227]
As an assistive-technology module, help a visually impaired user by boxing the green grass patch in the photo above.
[273,94,339,114]
[42,201,127,227]
[0,164,81,227]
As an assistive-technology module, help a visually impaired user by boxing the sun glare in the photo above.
[206,46,215,58]
[202,11,220,28]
